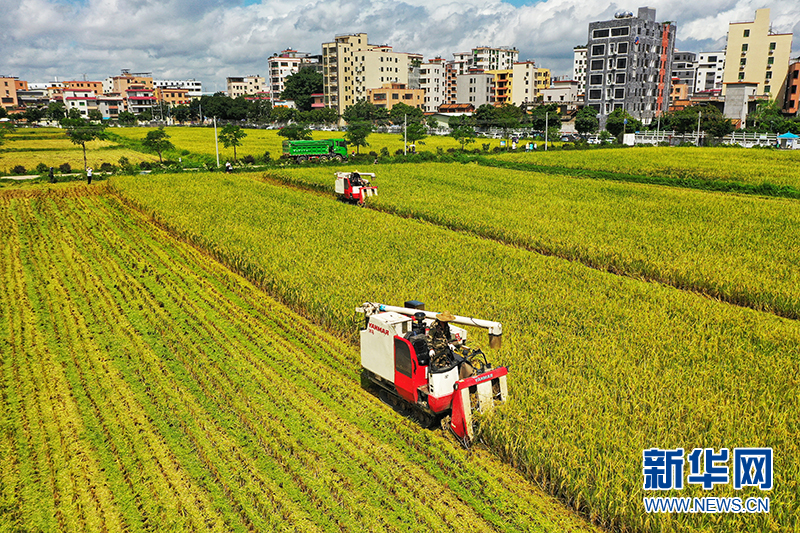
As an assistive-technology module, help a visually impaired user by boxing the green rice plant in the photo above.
[109,170,800,533]
[268,162,800,320]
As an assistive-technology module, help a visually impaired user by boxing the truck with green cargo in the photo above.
[282,139,348,162]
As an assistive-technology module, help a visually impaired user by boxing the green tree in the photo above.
[426,115,439,133]
[747,100,785,133]
[575,106,599,136]
[495,104,523,138]
[389,102,424,126]
[345,121,373,154]
[281,67,323,112]
[47,101,66,121]
[403,121,427,148]
[24,106,46,123]
[218,124,247,162]
[474,104,498,129]
[88,109,103,122]
[450,115,476,150]
[342,100,389,126]
[271,106,297,124]
[138,109,153,122]
[0,106,7,119]
[527,104,559,132]
[118,111,136,125]
[142,127,174,163]
[172,105,191,124]
[62,118,107,170]
[605,108,642,137]
[278,124,312,140]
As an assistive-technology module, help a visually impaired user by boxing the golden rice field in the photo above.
[492,146,800,191]
[110,170,800,533]
[268,163,800,319]
[111,126,507,161]
[0,128,157,174]
[0,185,598,532]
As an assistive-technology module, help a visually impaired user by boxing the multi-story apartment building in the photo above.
[540,80,582,113]
[695,51,725,94]
[63,89,98,117]
[490,70,513,105]
[367,83,424,110]
[1,76,26,110]
[268,50,322,102]
[63,80,103,95]
[155,87,191,107]
[721,8,793,102]
[510,61,550,105]
[153,79,202,99]
[104,71,153,95]
[472,46,519,71]
[444,63,458,106]
[573,46,587,92]
[672,51,697,95]
[455,70,494,107]
[419,58,447,112]
[321,33,414,118]
[97,94,124,120]
[451,47,519,75]
[584,7,676,127]
[226,75,266,98]
[785,60,800,115]
[125,85,157,114]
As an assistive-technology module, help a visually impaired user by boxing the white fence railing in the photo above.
[633,131,780,148]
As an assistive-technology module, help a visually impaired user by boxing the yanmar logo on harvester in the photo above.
[356,301,508,447]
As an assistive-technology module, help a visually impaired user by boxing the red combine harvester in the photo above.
[335,171,377,206]
[357,301,508,446]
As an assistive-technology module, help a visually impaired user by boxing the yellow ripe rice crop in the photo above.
[109,170,800,533]
[111,126,508,160]
[493,146,800,190]
[0,185,598,532]
[270,162,800,320]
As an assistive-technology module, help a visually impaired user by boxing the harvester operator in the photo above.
[428,311,457,369]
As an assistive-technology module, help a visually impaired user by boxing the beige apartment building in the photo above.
[419,58,447,112]
[367,83,423,110]
[104,71,153,95]
[722,8,793,102]
[226,75,266,98]
[63,80,103,95]
[1,77,27,109]
[511,62,550,105]
[322,33,416,118]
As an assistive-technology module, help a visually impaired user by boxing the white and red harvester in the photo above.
[357,301,509,446]
[335,171,378,206]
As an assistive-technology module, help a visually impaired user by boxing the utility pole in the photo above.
[545,112,548,151]
[696,111,702,147]
[404,114,407,155]
[214,116,220,167]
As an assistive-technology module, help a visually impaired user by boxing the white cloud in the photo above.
[0,0,797,89]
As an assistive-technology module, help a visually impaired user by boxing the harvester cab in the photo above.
[335,171,377,206]
[356,301,508,447]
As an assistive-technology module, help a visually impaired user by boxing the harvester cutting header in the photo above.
[357,301,509,446]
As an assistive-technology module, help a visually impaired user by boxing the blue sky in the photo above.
[1,0,798,92]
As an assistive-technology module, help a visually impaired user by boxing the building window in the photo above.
[611,27,629,37]
[589,89,601,100]
[616,73,626,84]
[743,29,750,37]
[590,59,604,71]
[764,85,771,93]
[592,29,610,38]
[769,42,776,50]
[589,74,602,85]
[740,58,746,66]
[738,72,745,80]
[592,44,605,56]
[741,44,748,52]
[616,58,627,69]
[767,57,774,65]
[617,42,628,54]
[614,88,625,99]
[765,71,772,79]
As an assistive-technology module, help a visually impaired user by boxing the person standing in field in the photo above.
[48,167,55,183]
[86,167,93,184]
